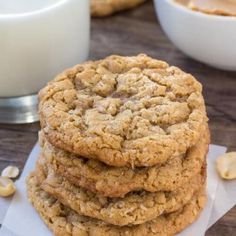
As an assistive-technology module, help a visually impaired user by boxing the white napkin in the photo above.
[1,143,234,236]
[0,144,39,226]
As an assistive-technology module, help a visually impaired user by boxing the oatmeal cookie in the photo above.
[188,0,236,17]
[91,0,146,17]
[39,125,209,197]
[39,54,208,167]
[35,157,206,226]
[27,173,206,236]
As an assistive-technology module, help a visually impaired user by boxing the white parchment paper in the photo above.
[1,143,235,236]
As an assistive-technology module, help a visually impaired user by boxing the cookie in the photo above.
[188,0,236,16]
[39,54,208,167]
[27,173,206,236]
[39,124,209,197]
[35,156,206,226]
[91,0,146,17]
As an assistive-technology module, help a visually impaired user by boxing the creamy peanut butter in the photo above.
[176,0,236,16]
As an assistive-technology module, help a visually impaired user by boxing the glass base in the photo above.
[0,94,39,124]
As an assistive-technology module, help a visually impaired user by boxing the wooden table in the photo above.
[0,1,235,235]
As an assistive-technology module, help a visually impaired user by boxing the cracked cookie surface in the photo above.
[39,54,208,167]
[40,125,209,197]
[91,0,146,17]
[35,155,206,226]
[27,173,206,236]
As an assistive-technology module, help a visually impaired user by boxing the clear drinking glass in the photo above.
[0,0,90,123]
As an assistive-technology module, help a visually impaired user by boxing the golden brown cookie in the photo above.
[39,124,209,197]
[91,0,147,17]
[35,155,205,226]
[188,0,236,16]
[27,173,206,236]
[39,54,208,168]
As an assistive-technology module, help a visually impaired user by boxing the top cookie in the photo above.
[91,0,146,17]
[39,54,207,167]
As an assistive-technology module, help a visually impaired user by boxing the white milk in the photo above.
[0,0,90,97]
[0,0,58,14]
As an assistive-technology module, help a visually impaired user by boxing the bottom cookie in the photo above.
[27,173,206,236]
[35,155,205,226]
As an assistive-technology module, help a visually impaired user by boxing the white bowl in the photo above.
[154,0,236,71]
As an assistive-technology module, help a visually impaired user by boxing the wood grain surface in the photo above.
[0,1,235,235]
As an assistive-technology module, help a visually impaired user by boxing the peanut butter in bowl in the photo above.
[176,0,236,16]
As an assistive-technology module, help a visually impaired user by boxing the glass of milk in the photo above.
[0,0,90,123]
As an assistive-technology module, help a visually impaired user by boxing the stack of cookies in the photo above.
[27,54,210,236]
